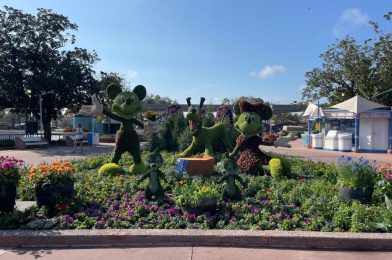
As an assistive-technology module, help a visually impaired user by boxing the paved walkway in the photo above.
[1,246,392,260]
[0,143,115,166]
[262,139,392,165]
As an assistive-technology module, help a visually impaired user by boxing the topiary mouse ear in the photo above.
[233,101,241,116]
[106,83,122,99]
[133,85,146,101]
[255,103,272,120]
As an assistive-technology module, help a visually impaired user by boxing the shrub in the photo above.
[272,155,291,177]
[336,156,377,189]
[98,163,124,177]
[269,158,283,179]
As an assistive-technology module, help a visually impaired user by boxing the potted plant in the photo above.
[174,179,220,214]
[29,161,75,210]
[376,163,392,209]
[337,156,377,203]
[0,156,24,212]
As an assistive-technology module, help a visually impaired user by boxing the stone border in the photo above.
[1,229,392,250]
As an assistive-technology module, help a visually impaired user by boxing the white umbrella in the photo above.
[331,95,387,114]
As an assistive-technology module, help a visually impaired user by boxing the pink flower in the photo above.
[1,162,10,169]
[385,173,392,180]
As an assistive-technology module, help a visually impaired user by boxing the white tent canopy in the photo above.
[302,102,324,118]
[330,95,387,114]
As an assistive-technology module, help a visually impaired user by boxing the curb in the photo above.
[1,229,392,250]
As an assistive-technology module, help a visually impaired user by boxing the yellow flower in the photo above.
[201,185,207,193]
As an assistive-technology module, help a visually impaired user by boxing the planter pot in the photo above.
[0,182,17,213]
[182,198,218,214]
[385,194,392,209]
[35,181,74,208]
[339,186,373,204]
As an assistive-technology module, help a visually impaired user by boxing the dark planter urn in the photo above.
[35,181,74,209]
[339,186,373,204]
[182,198,218,214]
[0,182,17,213]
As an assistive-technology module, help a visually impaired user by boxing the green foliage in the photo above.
[177,127,194,152]
[302,13,392,106]
[272,156,291,177]
[162,113,187,151]
[269,158,283,179]
[0,6,99,140]
[98,163,124,177]
[337,156,377,189]
[9,152,392,232]
[173,178,220,209]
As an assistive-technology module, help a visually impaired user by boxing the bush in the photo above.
[98,163,124,177]
[272,155,291,177]
[269,158,283,178]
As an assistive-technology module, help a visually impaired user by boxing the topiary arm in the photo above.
[137,170,151,184]
[217,176,226,184]
[131,118,144,128]
[158,170,168,183]
[229,145,239,157]
[103,107,123,122]
[234,175,247,187]
[180,140,197,157]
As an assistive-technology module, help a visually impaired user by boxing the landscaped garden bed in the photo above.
[1,152,392,232]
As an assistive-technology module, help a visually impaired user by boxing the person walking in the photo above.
[72,123,85,153]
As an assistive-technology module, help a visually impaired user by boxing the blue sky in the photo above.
[1,0,391,104]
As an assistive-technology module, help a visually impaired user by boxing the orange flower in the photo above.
[28,173,36,181]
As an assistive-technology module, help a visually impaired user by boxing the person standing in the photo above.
[72,123,84,153]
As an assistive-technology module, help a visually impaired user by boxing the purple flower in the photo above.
[127,210,134,217]
[385,173,392,180]
[185,213,196,220]
[65,215,73,224]
[313,214,318,219]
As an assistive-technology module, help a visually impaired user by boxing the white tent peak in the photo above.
[330,95,387,114]
[302,102,324,118]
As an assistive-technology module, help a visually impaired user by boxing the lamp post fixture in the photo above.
[26,89,32,120]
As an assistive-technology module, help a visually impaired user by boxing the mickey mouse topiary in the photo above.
[91,83,146,174]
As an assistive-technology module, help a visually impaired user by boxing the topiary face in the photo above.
[107,83,146,120]
[217,157,238,175]
[185,97,205,134]
[234,112,263,137]
[147,152,163,169]
[233,99,272,137]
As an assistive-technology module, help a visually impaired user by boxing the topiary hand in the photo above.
[273,137,292,148]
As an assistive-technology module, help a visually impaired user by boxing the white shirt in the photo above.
[75,127,84,139]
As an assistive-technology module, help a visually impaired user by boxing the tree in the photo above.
[0,6,99,141]
[302,12,392,106]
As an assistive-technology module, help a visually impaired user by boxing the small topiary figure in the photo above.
[91,83,147,174]
[180,97,233,157]
[217,157,247,200]
[269,158,283,179]
[98,163,124,177]
[136,151,168,200]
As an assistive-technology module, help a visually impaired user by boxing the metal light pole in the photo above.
[39,94,43,134]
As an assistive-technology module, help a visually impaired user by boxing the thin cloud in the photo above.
[125,70,138,79]
[333,8,370,38]
[249,65,287,79]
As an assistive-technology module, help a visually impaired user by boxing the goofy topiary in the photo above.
[91,83,146,174]
[180,97,233,157]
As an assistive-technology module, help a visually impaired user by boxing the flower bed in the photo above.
[3,152,392,232]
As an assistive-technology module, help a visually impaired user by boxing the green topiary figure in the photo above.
[217,157,247,200]
[272,155,292,177]
[91,83,147,174]
[180,97,233,157]
[98,163,125,177]
[136,151,168,200]
[269,158,283,179]
[229,99,288,175]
